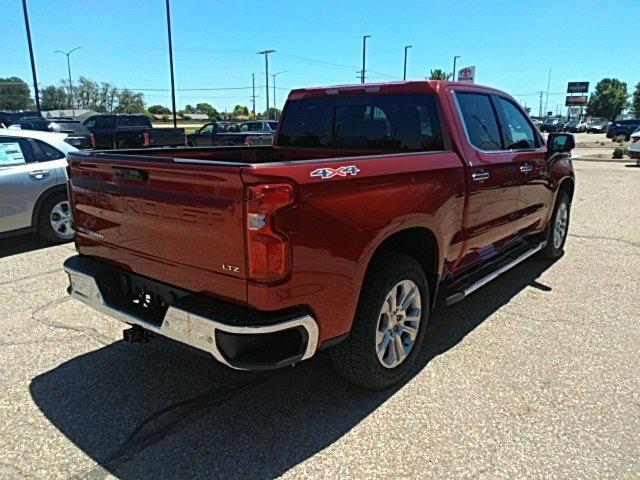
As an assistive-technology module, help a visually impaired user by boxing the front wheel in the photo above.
[540,191,571,259]
[330,253,429,389]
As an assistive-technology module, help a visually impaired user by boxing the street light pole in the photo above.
[361,35,371,83]
[54,47,81,117]
[403,45,412,81]
[258,49,275,118]
[165,0,178,128]
[452,55,460,81]
[21,0,40,113]
[272,71,286,119]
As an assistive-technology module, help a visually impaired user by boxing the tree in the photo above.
[263,107,281,120]
[114,89,146,113]
[0,77,34,110]
[233,104,249,117]
[41,85,70,111]
[148,104,171,115]
[183,104,196,114]
[428,69,451,80]
[195,102,219,119]
[631,81,640,118]
[586,78,629,122]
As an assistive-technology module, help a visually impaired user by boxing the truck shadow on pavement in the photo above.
[0,233,64,259]
[30,257,557,480]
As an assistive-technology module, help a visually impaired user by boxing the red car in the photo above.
[64,81,575,389]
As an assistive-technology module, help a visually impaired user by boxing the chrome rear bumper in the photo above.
[63,256,318,370]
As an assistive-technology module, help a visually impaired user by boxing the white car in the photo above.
[629,127,640,164]
[0,129,77,242]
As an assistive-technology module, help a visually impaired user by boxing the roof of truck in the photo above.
[288,80,505,100]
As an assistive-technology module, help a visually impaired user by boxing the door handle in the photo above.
[28,170,50,179]
[520,164,533,173]
[471,171,490,182]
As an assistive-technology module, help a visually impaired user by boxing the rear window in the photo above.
[51,121,89,135]
[117,116,151,128]
[279,94,443,152]
[268,122,278,130]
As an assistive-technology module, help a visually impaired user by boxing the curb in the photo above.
[571,157,637,164]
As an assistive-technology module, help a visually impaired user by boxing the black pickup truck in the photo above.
[83,114,186,149]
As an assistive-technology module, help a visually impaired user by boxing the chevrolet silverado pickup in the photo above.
[64,81,575,389]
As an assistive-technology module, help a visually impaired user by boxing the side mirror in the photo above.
[546,132,575,161]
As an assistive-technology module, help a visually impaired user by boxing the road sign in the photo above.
[566,95,588,106]
[567,82,589,93]
[457,66,475,83]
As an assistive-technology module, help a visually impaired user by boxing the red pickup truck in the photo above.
[64,81,575,389]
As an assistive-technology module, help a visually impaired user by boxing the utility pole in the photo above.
[272,71,286,119]
[251,73,256,116]
[452,55,461,81]
[258,49,275,118]
[539,91,544,118]
[165,0,177,127]
[21,0,40,113]
[544,68,551,118]
[54,47,81,117]
[403,45,412,81]
[361,35,371,83]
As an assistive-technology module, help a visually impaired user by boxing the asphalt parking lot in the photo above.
[0,159,638,479]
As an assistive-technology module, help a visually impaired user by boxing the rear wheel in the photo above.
[540,191,570,259]
[330,253,429,389]
[38,192,74,243]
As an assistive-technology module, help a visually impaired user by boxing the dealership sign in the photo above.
[457,66,475,83]
[567,82,589,93]
[565,95,588,106]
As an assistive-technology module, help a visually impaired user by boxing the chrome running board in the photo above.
[445,241,546,305]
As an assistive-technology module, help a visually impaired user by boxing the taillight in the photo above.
[90,133,96,148]
[632,137,640,143]
[142,132,151,147]
[244,136,252,146]
[246,183,294,281]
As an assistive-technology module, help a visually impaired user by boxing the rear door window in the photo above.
[455,92,502,151]
[495,97,539,150]
[279,93,444,152]
[32,139,65,161]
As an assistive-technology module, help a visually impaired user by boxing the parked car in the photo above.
[540,117,565,132]
[209,120,278,146]
[564,119,586,133]
[63,81,575,389]
[530,118,542,130]
[628,127,640,163]
[586,119,610,133]
[0,129,76,242]
[239,120,278,133]
[606,119,640,141]
[186,121,238,146]
[9,117,94,149]
[83,114,186,149]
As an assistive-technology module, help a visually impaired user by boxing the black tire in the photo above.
[37,192,74,243]
[540,191,571,259]
[330,253,430,389]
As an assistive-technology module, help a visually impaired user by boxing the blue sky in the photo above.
[1,0,637,113]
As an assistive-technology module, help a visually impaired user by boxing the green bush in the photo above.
[613,135,626,143]
[612,147,628,159]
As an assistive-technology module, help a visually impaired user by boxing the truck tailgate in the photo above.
[67,152,248,303]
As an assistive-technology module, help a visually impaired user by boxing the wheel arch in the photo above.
[31,184,67,227]
[362,227,441,307]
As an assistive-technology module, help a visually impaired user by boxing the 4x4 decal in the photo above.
[310,165,360,179]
